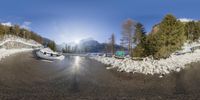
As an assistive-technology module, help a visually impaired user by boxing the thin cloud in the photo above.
[1,21,32,30]
[21,21,31,29]
[1,22,12,26]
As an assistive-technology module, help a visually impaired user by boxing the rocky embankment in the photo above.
[91,41,200,77]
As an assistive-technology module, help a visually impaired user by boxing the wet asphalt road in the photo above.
[0,51,200,100]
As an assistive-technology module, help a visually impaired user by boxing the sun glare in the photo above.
[74,39,80,44]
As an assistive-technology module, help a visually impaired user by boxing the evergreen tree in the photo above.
[132,23,146,57]
[47,41,56,51]
[134,22,146,44]
[184,21,200,41]
[14,25,20,36]
[146,14,186,58]
[109,33,115,55]
[9,26,15,35]
[0,24,4,36]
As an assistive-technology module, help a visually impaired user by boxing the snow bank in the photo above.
[0,35,42,48]
[91,41,200,76]
[0,35,42,61]
[40,48,57,54]
[36,48,65,61]
[0,48,33,61]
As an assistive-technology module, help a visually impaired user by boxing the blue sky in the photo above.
[0,0,199,44]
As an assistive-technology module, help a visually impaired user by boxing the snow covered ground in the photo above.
[0,35,42,47]
[0,48,33,61]
[178,18,195,22]
[90,41,200,77]
[0,35,42,61]
[36,48,65,60]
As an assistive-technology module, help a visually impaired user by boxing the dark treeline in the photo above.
[0,24,56,51]
[121,14,200,59]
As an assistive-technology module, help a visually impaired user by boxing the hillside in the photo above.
[0,23,56,50]
[0,23,56,61]
[0,35,43,61]
[0,35,42,49]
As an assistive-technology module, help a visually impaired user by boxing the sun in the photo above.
[74,39,80,44]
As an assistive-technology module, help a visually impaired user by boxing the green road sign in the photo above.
[115,51,125,57]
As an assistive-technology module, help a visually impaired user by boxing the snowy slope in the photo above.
[0,48,33,61]
[0,35,43,61]
[0,35,42,47]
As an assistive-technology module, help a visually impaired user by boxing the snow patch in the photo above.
[0,35,42,47]
[0,48,33,61]
[40,59,54,63]
[178,18,196,22]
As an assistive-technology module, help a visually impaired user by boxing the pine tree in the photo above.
[185,21,200,41]
[134,22,146,45]
[109,33,115,55]
[14,25,20,36]
[0,24,4,36]
[132,23,146,57]
[146,14,186,58]
[47,41,56,51]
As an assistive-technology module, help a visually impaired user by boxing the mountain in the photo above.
[79,39,100,47]
[59,39,124,53]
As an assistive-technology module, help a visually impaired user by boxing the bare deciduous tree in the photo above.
[109,33,115,55]
[121,19,136,56]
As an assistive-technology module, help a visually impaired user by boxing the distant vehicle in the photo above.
[105,53,113,57]
[97,53,104,56]
[36,48,65,61]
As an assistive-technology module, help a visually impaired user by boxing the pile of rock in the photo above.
[91,49,200,76]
